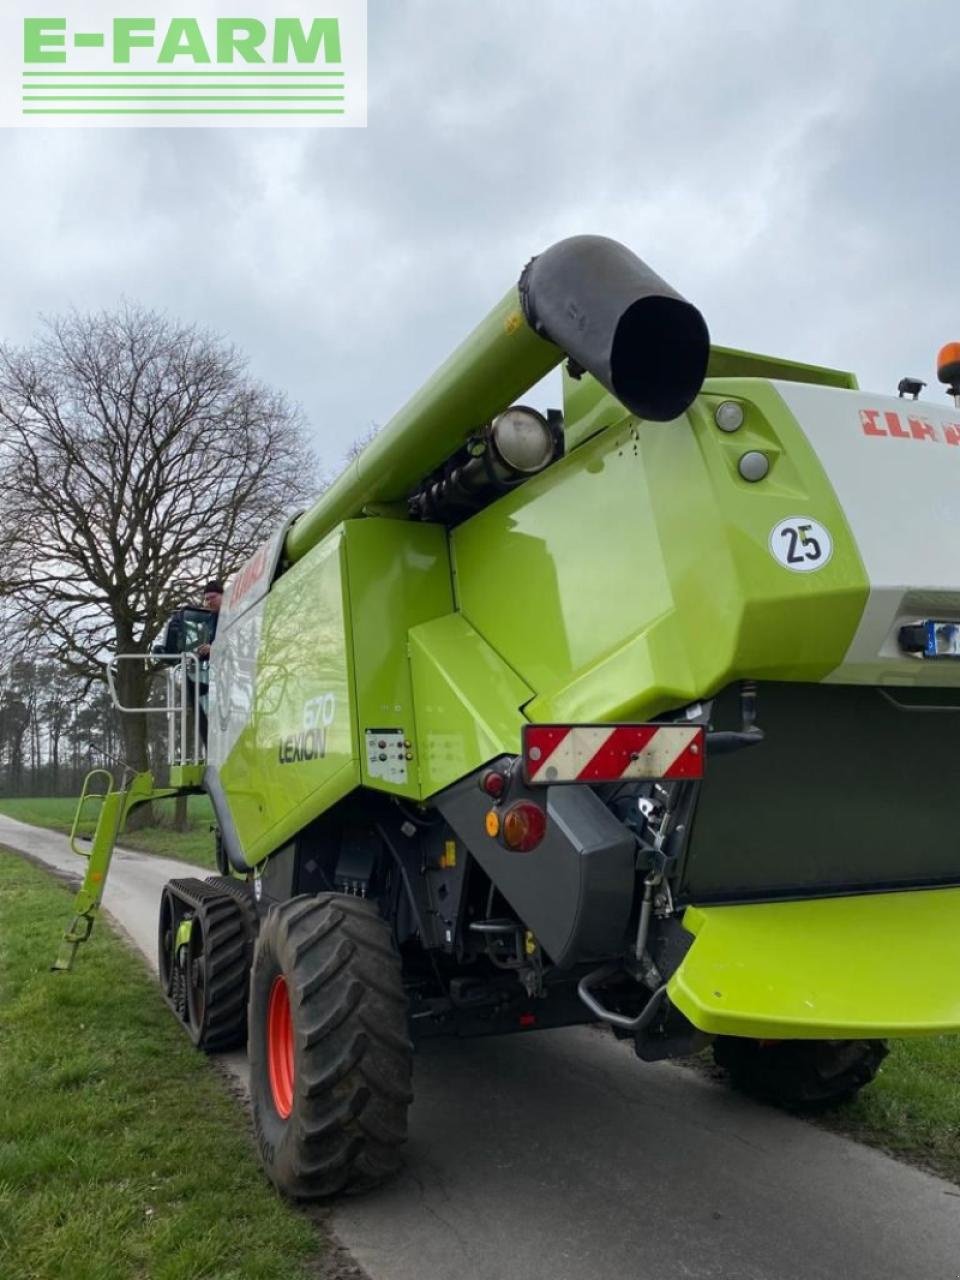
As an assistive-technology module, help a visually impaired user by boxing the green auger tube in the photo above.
[283,235,709,564]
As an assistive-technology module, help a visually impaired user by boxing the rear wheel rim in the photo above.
[267,975,295,1119]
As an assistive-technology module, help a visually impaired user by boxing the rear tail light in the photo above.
[501,801,546,852]
[522,723,704,785]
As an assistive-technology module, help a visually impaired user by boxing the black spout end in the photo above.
[520,235,710,421]
[610,294,709,421]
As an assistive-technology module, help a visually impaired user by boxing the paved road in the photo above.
[4,813,960,1280]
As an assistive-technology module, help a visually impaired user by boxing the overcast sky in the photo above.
[1,0,958,478]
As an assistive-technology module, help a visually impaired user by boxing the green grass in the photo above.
[0,851,321,1280]
[817,1037,960,1185]
[0,794,217,868]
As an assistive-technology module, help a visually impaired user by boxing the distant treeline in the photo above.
[0,658,171,798]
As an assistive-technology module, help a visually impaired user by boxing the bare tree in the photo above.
[0,304,318,787]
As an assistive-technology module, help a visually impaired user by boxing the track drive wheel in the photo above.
[184,894,250,1051]
[157,885,186,1018]
[248,893,413,1200]
[713,1036,888,1109]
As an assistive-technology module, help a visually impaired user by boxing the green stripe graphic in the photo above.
[23,96,345,101]
[23,108,346,114]
[19,66,353,119]
[22,81,344,92]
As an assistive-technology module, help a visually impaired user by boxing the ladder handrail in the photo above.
[53,770,184,972]
[104,652,203,766]
[69,768,114,857]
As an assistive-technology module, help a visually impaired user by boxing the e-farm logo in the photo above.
[3,2,366,127]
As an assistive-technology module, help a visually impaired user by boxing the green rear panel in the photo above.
[453,379,870,728]
[409,613,533,794]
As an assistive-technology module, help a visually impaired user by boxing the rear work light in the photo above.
[501,802,547,852]
[522,723,705,785]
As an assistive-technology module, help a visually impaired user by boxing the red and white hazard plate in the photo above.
[522,723,705,785]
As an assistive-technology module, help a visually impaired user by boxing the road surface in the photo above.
[3,812,959,1280]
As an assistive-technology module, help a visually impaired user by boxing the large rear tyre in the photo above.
[713,1036,888,1109]
[248,893,413,1200]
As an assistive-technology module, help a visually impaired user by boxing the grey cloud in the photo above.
[1,0,958,483]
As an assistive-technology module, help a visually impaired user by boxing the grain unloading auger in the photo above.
[60,235,960,1199]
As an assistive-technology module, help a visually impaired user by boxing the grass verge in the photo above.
[0,794,217,868]
[815,1037,960,1186]
[0,851,320,1280]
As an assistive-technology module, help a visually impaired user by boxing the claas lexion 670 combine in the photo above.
[56,236,960,1199]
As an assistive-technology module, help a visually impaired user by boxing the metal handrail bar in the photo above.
[104,652,203,766]
[69,768,114,857]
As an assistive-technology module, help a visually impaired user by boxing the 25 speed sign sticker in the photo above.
[769,517,833,572]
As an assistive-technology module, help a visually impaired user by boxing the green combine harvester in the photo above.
[57,236,960,1199]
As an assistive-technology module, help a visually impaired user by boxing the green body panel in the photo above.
[454,379,870,726]
[561,366,632,452]
[284,287,559,564]
[219,519,454,857]
[409,613,534,794]
[706,346,857,390]
[344,518,454,798]
[219,528,359,862]
[669,888,960,1038]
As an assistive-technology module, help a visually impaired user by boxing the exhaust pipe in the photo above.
[285,236,709,565]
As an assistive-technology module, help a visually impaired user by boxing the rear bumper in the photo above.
[667,886,960,1039]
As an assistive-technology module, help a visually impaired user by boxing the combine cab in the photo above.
[61,236,960,1199]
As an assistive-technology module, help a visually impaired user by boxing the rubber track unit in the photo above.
[164,877,257,1053]
[713,1036,889,1109]
[248,893,413,1199]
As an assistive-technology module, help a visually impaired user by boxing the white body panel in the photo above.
[207,598,263,768]
[773,381,960,684]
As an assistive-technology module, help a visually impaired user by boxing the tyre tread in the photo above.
[713,1036,888,1110]
[249,893,412,1199]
